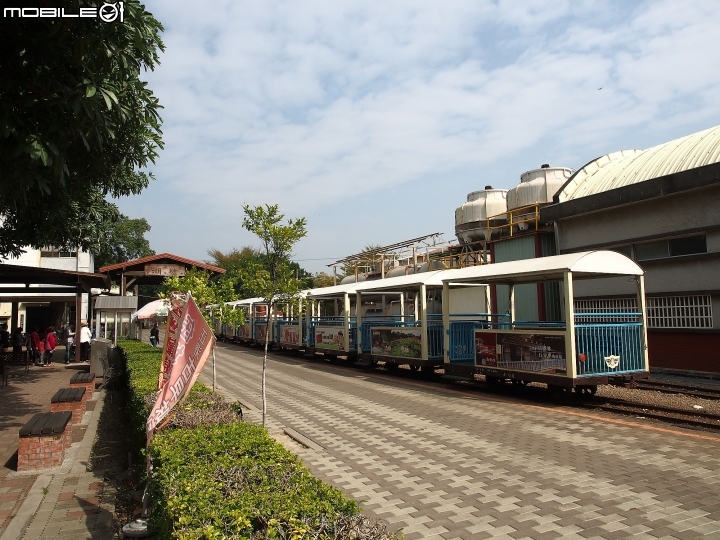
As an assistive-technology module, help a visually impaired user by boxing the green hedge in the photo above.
[117,340,363,540]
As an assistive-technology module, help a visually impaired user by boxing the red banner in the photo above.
[158,295,187,389]
[147,294,215,435]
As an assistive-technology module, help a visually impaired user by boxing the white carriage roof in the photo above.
[352,271,446,293]
[557,124,720,202]
[227,297,266,306]
[441,251,643,285]
[305,282,361,299]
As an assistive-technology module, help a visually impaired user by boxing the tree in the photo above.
[94,215,154,269]
[160,268,243,329]
[0,0,164,258]
[242,204,307,427]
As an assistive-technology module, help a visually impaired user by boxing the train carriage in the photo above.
[440,250,649,393]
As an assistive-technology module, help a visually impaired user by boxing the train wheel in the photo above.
[386,363,399,372]
[409,365,420,372]
[511,379,528,387]
[486,376,503,386]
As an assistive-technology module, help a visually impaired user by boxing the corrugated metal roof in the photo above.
[558,124,720,202]
[95,296,138,309]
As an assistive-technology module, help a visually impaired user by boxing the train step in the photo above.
[440,374,475,383]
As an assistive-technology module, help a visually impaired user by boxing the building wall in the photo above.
[556,185,720,251]
[0,248,94,330]
[647,331,720,373]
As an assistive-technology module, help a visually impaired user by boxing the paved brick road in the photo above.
[200,343,720,540]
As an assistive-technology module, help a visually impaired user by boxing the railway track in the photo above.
[577,396,720,431]
[635,379,720,400]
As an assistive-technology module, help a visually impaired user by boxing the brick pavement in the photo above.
[202,343,720,540]
[0,349,114,539]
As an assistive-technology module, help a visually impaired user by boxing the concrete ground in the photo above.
[201,342,720,540]
[0,351,114,540]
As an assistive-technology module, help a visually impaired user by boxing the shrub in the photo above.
[117,340,398,540]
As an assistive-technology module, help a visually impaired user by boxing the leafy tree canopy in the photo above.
[241,204,308,306]
[160,268,243,327]
[0,0,164,258]
[94,215,154,269]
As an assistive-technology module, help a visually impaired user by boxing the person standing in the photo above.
[150,323,160,347]
[34,328,45,366]
[44,326,57,366]
[0,324,9,349]
[12,327,24,363]
[64,323,75,364]
[79,321,92,362]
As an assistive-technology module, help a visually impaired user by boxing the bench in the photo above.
[50,388,87,425]
[18,411,72,471]
[69,372,96,399]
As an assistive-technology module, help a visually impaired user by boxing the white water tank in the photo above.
[507,164,572,210]
[454,187,508,245]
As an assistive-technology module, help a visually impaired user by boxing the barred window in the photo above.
[647,295,713,329]
[574,298,639,323]
[575,296,714,328]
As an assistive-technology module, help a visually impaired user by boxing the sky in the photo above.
[117,0,720,274]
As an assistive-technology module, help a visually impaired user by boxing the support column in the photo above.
[636,275,649,372]
[399,293,405,323]
[343,293,351,352]
[297,298,303,347]
[75,285,83,363]
[420,284,428,360]
[508,284,515,326]
[355,293,362,352]
[563,271,577,378]
[442,282,450,364]
[414,292,419,323]
[11,302,18,332]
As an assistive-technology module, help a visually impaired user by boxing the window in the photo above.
[611,245,633,258]
[633,234,707,262]
[40,246,77,258]
[634,240,668,261]
[669,235,706,257]
[575,296,714,329]
[647,295,713,329]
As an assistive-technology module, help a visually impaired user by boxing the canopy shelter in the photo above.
[0,264,110,362]
[99,253,225,295]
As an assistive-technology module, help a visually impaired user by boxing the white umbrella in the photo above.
[131,299,170,321]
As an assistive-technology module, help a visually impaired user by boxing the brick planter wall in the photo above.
[50,399,87,427]
[18,434,66,472]
[69,380,95,402]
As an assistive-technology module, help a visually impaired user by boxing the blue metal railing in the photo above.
[428,324,443,359]
[575,322,644,376]
[448,321,476,362]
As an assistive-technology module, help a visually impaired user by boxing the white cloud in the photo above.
[121,0,720,270]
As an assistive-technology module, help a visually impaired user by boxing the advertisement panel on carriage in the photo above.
[314,326,354,351]
[280,325,301,346]
[475,331,566,375]
[237,323,252,340]
[370,327,422,358]
[256,323,270,344]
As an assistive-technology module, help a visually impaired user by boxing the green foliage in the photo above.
[0,0,164,257]
[160,268,244,328]
[149,423,357,539]
[241,204,308,306]
[117,340,368,540]
[94,215,155,269]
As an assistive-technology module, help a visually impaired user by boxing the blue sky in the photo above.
[117,0,720,273]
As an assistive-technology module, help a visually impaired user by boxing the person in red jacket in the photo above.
[44,326,57,366]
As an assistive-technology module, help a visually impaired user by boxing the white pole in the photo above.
[212,346,217,392]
